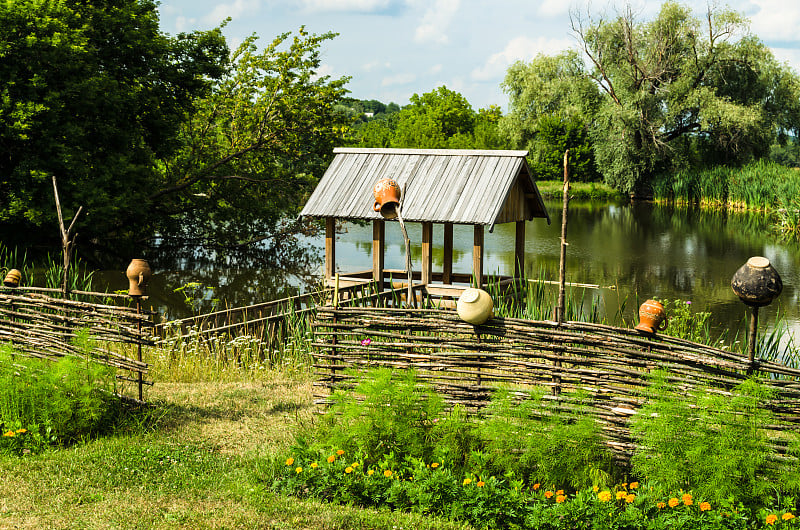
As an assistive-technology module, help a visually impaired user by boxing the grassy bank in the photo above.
[0,374,470,529]
[534,180,625,201]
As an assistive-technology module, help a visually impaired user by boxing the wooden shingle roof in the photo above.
[300,148,550,230]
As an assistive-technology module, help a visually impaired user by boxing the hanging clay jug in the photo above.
[372,178,401,219]
[457,288,494,325]
[635,299,668,334]
[731,256,782,307]
[126,259,151,296]
[2,269,21,287]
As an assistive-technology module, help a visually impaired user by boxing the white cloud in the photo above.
[414,0,460,45]
[299,0,398,14]
[174,15,196,32]
[429,64,442,74]
[471,35,575,81]
[771,47,800,74]
[203,0,260,24]
[313,63,336,81]
[747,0,800,42]
[538,0,569,17]
[363,60,392,72]
[381,73,417,86]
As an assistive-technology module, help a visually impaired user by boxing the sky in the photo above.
[156,0,800,111]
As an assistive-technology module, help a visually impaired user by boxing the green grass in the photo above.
[0,375,471,529]
[535,180,626,201]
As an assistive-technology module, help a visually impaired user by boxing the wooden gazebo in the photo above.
[300,148,550,302]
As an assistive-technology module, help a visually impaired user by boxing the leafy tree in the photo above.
[572,2,800,193]
[0,0,228,254]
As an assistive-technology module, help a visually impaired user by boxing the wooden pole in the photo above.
[421,222,433,286]
[747,306,759,374]
[473,225,484,288]
[325,217,336,284]
[515,220,526,281]
[556,150,570,325]
[372,220,385,292]
[443,223,453,284]
[52,176,83,294]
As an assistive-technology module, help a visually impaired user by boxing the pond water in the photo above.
[95,200,800,346]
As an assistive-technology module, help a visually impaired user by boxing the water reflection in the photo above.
[94,201,800,343]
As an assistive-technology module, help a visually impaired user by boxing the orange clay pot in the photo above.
[372,178,401,219]
[635,299,668,335]
[126,259,151,297]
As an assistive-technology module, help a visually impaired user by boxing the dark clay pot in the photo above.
[126,259,152,297]
[731,256,782,307]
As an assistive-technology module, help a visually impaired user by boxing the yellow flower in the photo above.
[682,493,693,506]
[598,491,612,502]
[345,467,353,474]
[352,462,359,467]
[616,491,626,500]
[310,462,318,469]
[384,469,393,478]
[668,498,680,508]
[783,513,795,521]
[544,491,553,499]
[15,429,27,434]
[556,489,564,495]
[367,469,375,476]
[431,462,440,468]
[336,449,345,455]
[766,514,778,525]
[629,482,639,489]
[295,467,303,474]
[556,495,566,503]
[625,494,635,504]
[477,481,485,487]
[327,455,335,463]
[463,478,472,486]
[3,431,14,437]
[657,502,666,509]
[700,501,711,512]
[592,485,599,492]
[285,457,294,466]
[533,483,540,490]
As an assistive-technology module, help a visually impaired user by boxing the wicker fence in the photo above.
[311,306,800,460]
[0,286,155,402]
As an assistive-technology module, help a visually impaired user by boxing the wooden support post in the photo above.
[325,217,336,283]
[515,220,525,281]
[473,225,484,288]
[372,220,385,292]
[421,222,433,286]
[443,223,453,284]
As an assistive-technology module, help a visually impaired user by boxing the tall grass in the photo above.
[0,242,94,291]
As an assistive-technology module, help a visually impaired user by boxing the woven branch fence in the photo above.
[312,306,800,461]
[0,286,155,402]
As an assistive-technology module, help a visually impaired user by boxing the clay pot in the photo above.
[372,178,401,219]
[731,256,782,307]
[2,269,21,287]
[635,299,668,334]
[457,288,494,325]
[126,259,151,296]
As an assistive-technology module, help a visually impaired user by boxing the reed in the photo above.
[0,243,94,292]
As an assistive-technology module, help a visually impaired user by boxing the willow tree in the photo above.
[572,2,800,194]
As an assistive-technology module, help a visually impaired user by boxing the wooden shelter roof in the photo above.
[300,148,550,230]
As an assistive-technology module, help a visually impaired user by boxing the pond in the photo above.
[94,200,800,347]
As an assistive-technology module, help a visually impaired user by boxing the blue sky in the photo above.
[157,0,800,111]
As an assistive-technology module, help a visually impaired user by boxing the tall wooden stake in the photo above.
[556,150,570,325]
[52,176,83,294]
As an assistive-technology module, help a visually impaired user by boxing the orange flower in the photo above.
[766,514,778,525]
[598,491,612,502]
[533,483,540,490]
[616,491,626,500]
[668,497,680,508]
[682,493,693,506]
[477,481,485,487]
[327,455,335,463]
[629,482,639,489]
[384,469,393,478]
[556,495,566,503]
[295,467,303,474]
[625,494,635,503]
[783,513,796,521]
[336,449,345,456]
[345,467,353,474]
[699,501,711,512]
[592,485,599,492]
[367,469,375,476]
[310,462,318,469]
[657,502,666,509]
[285,457,294,466]
[544,491,553,499]
[431,462,440,469]
[556,489,564,495]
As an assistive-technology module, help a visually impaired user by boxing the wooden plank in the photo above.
[473,224,484,287]
[515,220,525,279]
[372,220,385,290]
[333,148,529,157]
[443,223,454,284]
[325,217,336,280]
[421,222,433,285]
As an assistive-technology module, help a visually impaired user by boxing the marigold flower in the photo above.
[351,462,359,467]
[2,431,13,437]
[668,497,680,508]
[15,429,26,434]
[556,495,566,503]
[463,478,472,486]
[285,457,294,466]
[682,493,693,506]
[616,491,626,500]
[657,502,666,509]
[295,467,303,474]
[598,491,612,502]
[556,489,564,495]
[625,494,635,503]
[784,513,796,521]
[336,449,345,456]
[477,481,485,487]
[544,490,553,499]
[629,482,639,489]
[384,469,393,478]
[327,455,335,463]
[592,485,599,492]
[310,462,318,469]
[345,467,353,474]
[699,501,711,512]
[431,462,440,469]
[766,514,778,525]
[367,469,374,476]
[533,483,540,490]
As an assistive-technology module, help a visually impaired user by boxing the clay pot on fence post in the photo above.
[3,269,22,287]
[635,299,668,335]
[372,178,401,219]
[126,259,152,297]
